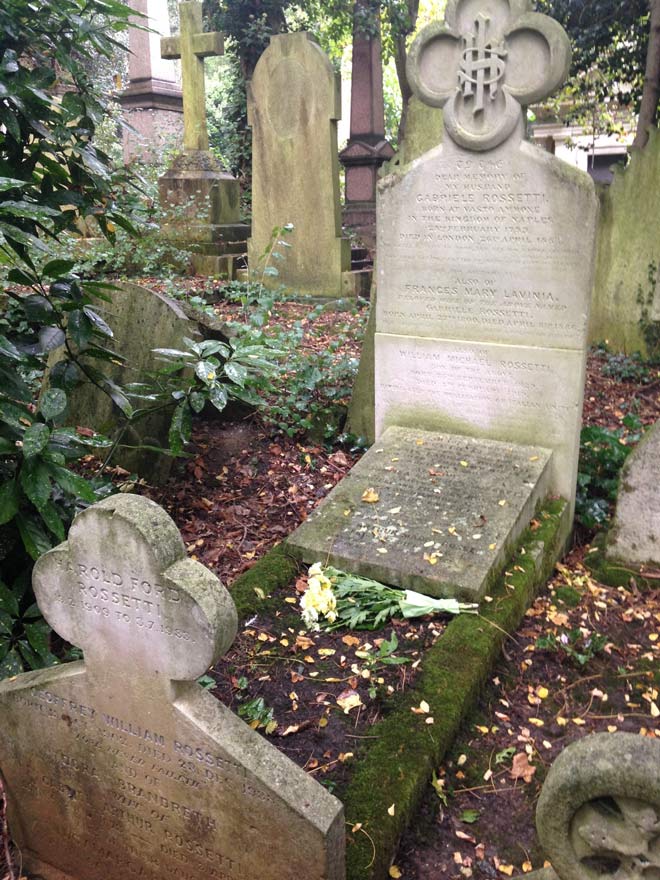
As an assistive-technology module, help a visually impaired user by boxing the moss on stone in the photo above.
[229,543,299,621]
[341,500,570,880]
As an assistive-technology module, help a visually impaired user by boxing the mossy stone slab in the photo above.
[287,426,552,601]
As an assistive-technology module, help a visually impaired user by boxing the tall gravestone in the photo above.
[0,494,345,880]
[376,0,598,511]
[248,33,350,297]
[159,0,249,276]
[288,0,596,599]
[120,0,183,162]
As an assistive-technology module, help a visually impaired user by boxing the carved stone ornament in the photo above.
[406,0,571,151]
[536,733,660,880]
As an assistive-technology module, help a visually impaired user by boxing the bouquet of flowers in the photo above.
[300,563,479,632]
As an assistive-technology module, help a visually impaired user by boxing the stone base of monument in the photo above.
[287,426,554,602]
[341,268,372,298]
[158,150,248,277]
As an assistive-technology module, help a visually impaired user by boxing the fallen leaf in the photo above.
[499,865,514,876]
[337,689,363,713]
[388,803,396,816]
[342,635,360,647]
[362,487,380,503]
[318,648,336,657]
[510,752,536,784]
[389,867,402,879]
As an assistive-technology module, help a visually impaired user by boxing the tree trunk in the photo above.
[391,0,419,143]
[633,0,660,149]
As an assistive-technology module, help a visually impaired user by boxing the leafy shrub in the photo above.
[576,415,643,530]
[602,351,655,384]
[535,627,607,667]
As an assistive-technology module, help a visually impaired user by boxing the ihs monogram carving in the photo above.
[407,0,571,151]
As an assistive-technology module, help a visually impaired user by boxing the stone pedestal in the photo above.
[158,149,248,274]
[120,0,183,162]
[339,0,394,251]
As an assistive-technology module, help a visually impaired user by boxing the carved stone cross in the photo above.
[407,0,571,151]
[161,0,224,151]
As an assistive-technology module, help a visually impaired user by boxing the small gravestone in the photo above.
[289,0,592,598]
[0,494,345,880]
[47,281,196,482]
[606,421,660,567]
[248,33,350,297]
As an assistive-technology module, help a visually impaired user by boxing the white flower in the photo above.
[308,562,324,577]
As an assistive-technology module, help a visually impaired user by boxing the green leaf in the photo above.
[189,391,206,414]
[168,400,192,455]
[195,360,219,384]
[460,810,480,824]
[39,325,66,352]
[0,648,23,679]
[0,581,19,616]
[83,306,113,338]
[22,422,50,457]
[38,499,66,542]
[208,384,228,412]
[40,388,67,420]
[0,479,20,525]
[42,259,76,278]
[24,619,52,658]
[224,361,248,387]
[20,458,52,511]
[45,463,96,502]
[16,512,52,560]
[67,310,93,349]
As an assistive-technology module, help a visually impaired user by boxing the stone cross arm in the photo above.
[160,29,224,61]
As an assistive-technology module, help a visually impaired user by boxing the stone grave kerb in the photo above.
[33,493,237,694]
[406,0,571,153]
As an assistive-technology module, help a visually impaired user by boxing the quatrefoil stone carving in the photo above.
[407,0,571,151]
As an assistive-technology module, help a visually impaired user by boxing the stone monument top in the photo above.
[161,0,224,152]
[407,0,571,151]
[0,494,344,880]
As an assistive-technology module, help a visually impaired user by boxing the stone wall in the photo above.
[589,128,660,355]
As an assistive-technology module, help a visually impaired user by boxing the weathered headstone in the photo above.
[48,282,197,482]
[0,494,345,880]
[159,0,249,277]
[534,733,660,880]
[606,420,660,567]
[248,33,350,297]
[120,0,183,163]
[339,0,395,251]
[289,0,594,597]
[376,0,598,512]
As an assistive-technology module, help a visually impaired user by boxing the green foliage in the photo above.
[538,0,650,114]
[602,351,655,384]
[354,631,410,698]
[237,696,278,734]
[149,335,279,455]
[576,415,643,531]
[636,261,660,360]
[535,627,608,667]
[0,570,59,676]
[0,0,135,674]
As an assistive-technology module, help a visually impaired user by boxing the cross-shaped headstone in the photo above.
[407,0,571,151]
[0,494,344,880]
[161,0,224,151]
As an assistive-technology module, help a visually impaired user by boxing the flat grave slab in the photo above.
[0,494,344,880]
[288,427,553,601]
